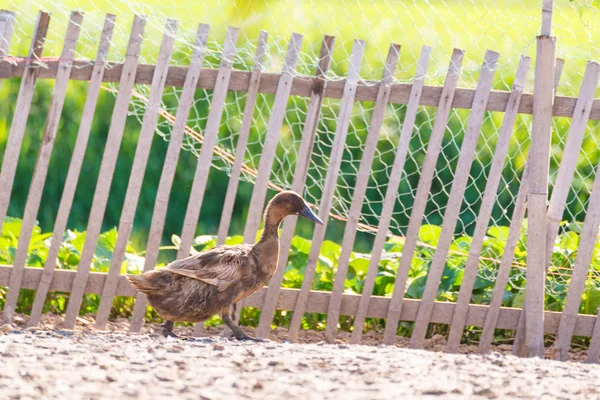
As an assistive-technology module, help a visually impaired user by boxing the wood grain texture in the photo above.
[0,10,15,92]
[0,12,50,242]
[216,31,268,245]
[242,32,304,243]
[287,39,365,343]
[350,46,431,345]
[255,35,335,338]
[62,15,146,329]
[0,265,598,341]
[445,55,530,353]
[28,14,117,327]
[506,58,564,355]
[2,58,599,120]
[175,27,240,260]
[408,50,499,350]
[95,20,179,330]
[585,309,600,363]
[324,43,400,343]
[3,12,83,322]
[524,35,556,358]
[382,49,464,345]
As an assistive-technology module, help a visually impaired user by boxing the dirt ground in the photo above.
[2,315,600,399]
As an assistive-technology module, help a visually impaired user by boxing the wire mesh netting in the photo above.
[3,0,600,312]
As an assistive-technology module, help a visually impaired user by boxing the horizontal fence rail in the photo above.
[1,8,600,364]
[1,57,600,120]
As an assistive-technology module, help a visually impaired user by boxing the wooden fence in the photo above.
[1,5,600,362]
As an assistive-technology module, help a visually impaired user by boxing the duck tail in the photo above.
[127,274,157,294]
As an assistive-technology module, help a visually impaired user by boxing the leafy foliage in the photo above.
[2,216,600,340]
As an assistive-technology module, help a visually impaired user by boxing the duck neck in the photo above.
[259,208,286,241]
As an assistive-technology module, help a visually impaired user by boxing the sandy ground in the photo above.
[2,321,600,399]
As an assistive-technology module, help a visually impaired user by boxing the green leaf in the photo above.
[406,275,427,299]
[291,235,312,254]
[487,226,509,241]
[419,225,441,246]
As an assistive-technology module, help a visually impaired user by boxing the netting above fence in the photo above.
[3,0,600,301]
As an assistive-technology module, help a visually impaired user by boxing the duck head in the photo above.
[262,191,323,237]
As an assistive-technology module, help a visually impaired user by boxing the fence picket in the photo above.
[127,27,239,333]
[3,12,83,322]
[94,20,179,330]
[514,59,597,356]
[174,27,239,260]
[445,55,531,353]
[382,49,464,345]
[217,31,268,245]
[287,39,365,342]
[241,33,304,244]
[324,44,400,343]
[350,46,431,344]
[409,50,499,349]
[191,29,263,338]
[28,15,117,327]
[0,10,15,92]
[553,161,600,360]
[62,15,146,329]
[478,162,529,353]
[585,310,600,363]
[0,11,50,240]
[255,35,335,339]
[128,24,209,335]
[225,32,303,328]
[479,59,564,354]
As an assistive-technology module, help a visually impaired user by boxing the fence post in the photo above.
[524,0,555,358]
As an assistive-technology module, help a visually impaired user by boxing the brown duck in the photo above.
[127,191,322,340]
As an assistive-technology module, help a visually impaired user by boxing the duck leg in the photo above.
[162,320,178,338]
[222,309,263,342]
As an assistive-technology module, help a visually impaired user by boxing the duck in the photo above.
[127,190,323,340]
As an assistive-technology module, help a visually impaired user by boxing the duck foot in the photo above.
[232,333,265,342]
[162,320,177,338]
[222,313,264,342]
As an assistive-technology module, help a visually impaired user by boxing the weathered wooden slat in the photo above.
[216,31,268,245]
[3,57,600,120]
[126,24,209,336]
[409,50,499,350]
[1,265,599,338]
[524,35,556,358]
[255,35,335,339]
[174,27,240,260]
[0,10,15,92]
[351,47,431,345]
[94,20,179,330]
[62,15,147,329]
[125,27,239,333]
[2,12,83,322]
[287,39,365,343]
[478,162,529,353]
[445,56,531,353]
[224,33,302,328]
[585,310,600,363]
[552,161,600,360]
[242,33,304,243]
[543,62,600,360]
[0,12,50,238]
[517,53,585,358]
[28,15,117,327]
[480,59,564,354]
[324,44,400,343]
[382,49,464,345]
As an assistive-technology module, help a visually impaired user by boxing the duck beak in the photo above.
[299,204,323,225]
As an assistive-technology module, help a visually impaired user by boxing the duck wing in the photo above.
[164,244,255,291]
